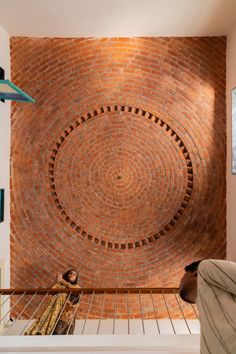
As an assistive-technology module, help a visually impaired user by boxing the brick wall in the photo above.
[10,37,226,317]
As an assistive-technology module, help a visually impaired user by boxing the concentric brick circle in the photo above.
[49,106,193,249]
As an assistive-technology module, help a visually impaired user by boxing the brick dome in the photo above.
[10,37,226,295]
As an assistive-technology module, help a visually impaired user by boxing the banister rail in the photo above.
[0,287,179,295]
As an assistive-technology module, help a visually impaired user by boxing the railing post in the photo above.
[127,291,130,335]
[138,290,145,335]
[66,290,84,335]
[162,290,176,334]
[81,291,94,335]
[112,290,117,335]
[97,291,106,335]
[150,290,160,334]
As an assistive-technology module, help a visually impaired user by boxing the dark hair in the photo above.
[62,269,79,285]
[62,269,80,304]
[179,289,195,304]
[184,260,202,273]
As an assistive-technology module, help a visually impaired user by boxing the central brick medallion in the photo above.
[49,106,193,249]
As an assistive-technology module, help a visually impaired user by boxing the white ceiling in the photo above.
[0,0,236,37]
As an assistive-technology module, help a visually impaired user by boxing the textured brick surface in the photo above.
[10,37,226,317]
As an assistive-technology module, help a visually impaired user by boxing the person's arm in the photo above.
[65,283,80,289]
[52,283,62,289]
[56,273,80,289]
[198,259,236,296]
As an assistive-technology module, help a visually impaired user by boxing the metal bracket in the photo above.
[0,67,5,102]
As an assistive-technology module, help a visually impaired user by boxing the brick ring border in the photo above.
[49,105,194,249]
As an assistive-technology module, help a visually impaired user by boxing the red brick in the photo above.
[10,37,226,318]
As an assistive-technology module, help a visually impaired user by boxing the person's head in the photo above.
[179,260,202,304]
[63,269,78,285]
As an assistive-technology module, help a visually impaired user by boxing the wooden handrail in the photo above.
[0,287,179,295]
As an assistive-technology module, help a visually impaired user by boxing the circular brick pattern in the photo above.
[49,106,193,249]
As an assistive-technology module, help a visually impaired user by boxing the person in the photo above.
[179,259,236,354]
[25,269,80,335]
[179,260,201,304]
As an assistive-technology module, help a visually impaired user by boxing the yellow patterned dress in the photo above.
[24,283,80,335]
